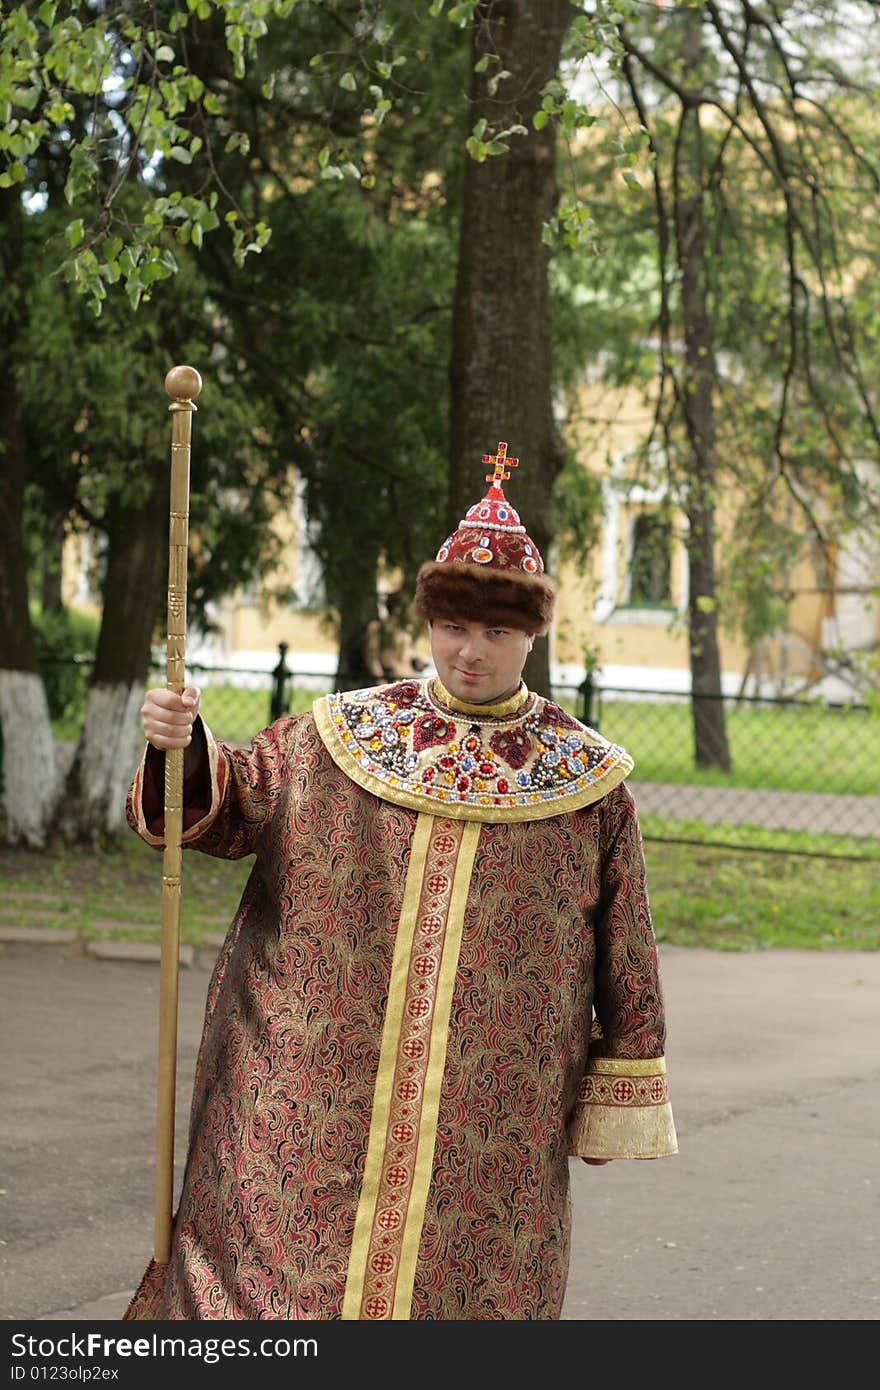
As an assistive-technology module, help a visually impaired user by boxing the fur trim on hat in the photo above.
[414,560,556,636]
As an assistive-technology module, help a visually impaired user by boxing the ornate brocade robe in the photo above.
[126,677,677,1321]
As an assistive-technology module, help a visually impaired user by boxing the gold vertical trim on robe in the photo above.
[393,818,479,1318]
[341,813,432,1319]
[341,814,481,1320]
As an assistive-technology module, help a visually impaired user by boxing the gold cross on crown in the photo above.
[482,440,519,487]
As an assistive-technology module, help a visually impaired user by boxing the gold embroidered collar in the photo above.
[432,678,530,719]
[313,678,633,823]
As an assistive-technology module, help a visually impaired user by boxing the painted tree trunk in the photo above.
[57,682,146,839]
[0,184,60,846]
[449,0,572,698]
[674,97,732,773]
[57,480,168,841]
[0,446,60,846]
[0,672,61,848]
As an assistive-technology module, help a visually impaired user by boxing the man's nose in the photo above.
[459,633,484,661]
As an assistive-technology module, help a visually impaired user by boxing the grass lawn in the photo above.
[1,824,876,952]
[643,835,879,951]
[156,684,880,798]
[568,695,880,796]
[52,681,879,797]
[32,678,875,953]
[51,683,323,748]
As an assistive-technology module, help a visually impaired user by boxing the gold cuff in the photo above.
[568,1056,678,1160]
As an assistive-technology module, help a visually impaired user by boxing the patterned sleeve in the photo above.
[125,714,298,861]
[567,782,678,1160]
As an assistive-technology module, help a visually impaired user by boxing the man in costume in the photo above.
[127,442,677,1320]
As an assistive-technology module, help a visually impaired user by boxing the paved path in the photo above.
[630,781,880,839]
[1,943,878,1322]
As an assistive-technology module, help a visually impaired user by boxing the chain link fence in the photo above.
[41,651,880,860]
[561,678,879,859]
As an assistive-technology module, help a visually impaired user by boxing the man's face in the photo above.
[429,619,533,705]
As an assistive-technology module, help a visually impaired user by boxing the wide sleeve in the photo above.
[567,782,678,1161]
[125,714,298,861]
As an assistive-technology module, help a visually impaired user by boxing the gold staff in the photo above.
[155,364,201,1263]
[122,365,202,1320]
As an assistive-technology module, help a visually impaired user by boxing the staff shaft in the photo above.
[154,368,200,1263]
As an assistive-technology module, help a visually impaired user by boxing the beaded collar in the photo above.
[312,678,633,823]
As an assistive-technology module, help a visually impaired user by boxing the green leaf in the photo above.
[155,45,175,63]
[64,144,99,203]
[339,72,357,92]
[533,110,549,131]
[361,173,376,190]
[38,2,57,25]
[621,169,641,190]
[66,219,85,248]
[168,146,193,164]
[46,100,74,124]
[141,260,173,286]
[11,86,41,113]
[486,70,511,97]
[0,162,26,187]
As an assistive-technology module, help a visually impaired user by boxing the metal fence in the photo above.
[43,649,880,859]
[568,679,878,858]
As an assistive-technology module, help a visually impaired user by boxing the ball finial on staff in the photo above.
[164,365,203,403]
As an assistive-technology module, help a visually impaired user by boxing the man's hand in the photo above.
[141,686,201,751]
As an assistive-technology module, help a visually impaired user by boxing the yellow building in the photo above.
[62,413,878,703]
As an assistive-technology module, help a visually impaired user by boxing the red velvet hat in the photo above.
[415,442,556,635]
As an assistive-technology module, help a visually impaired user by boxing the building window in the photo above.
[628,513,672,606]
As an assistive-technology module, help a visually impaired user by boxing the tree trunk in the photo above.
[329,535,383,692]
[449,0,571,698]
[39,515,65,614]
[674,96,732,773]
[0,187,60,847]
[56,479,168,841]
[336,603,382,692]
